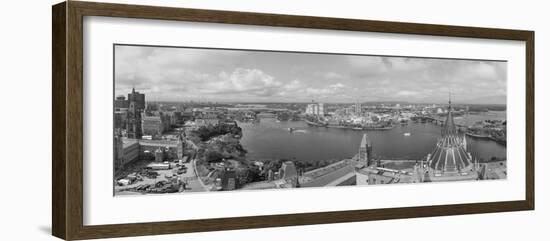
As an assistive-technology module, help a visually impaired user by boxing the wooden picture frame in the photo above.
[52,1,534,240]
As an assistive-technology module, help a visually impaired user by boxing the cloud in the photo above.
[329,83,345,88]
[304,83,350,99]
[322,72,347,80]
[283,79,302,91]
[396,90,420,97]
[115,45,507,104]
[115,45,242,88]
[205,68,282,96]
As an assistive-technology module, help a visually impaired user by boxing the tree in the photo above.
[204,150,224,163]
[193,123,243,142]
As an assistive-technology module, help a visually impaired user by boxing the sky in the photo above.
[114,45,507,104]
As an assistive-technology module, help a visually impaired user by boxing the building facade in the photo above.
[355,102,362,114]
[114,134,140,170]
[141,114,164,137]
[305,102,325,116]
[127,88,145,110]
[195,118,219,127]
[114,137,183,170]
[125,88,143,139]
[114,95,129,109]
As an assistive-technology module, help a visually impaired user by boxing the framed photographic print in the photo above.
[52,1,534,240]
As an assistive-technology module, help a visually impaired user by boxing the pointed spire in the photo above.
[360,133,371,147]
[442,93,457,136]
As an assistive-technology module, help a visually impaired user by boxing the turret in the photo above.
[426,95,474,174]
[441,96,457,136]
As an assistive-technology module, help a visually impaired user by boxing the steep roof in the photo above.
[427,99,473,173]
[442,102,457,136]
[360,133,372,148]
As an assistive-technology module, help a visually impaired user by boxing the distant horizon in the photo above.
[115,45,507,104]
[131,98,507,106]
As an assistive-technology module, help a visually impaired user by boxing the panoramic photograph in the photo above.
[113,44,507,195]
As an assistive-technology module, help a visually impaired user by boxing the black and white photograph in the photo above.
[1,0,543,240]
[113,44,507,195]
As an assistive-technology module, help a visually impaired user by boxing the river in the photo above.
[238,111,506,163]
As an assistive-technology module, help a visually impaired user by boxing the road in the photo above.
[182,139,210,192]
[179,159,206,192]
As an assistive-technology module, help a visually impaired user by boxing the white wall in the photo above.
[0,0,547,240]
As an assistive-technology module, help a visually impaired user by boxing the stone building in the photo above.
[358,133,373,166]
[126,87,143,139]
[425,98,480,182]
[141,114,164,137]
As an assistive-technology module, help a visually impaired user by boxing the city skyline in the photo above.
[115,45,507,104]
[114,50,507,195]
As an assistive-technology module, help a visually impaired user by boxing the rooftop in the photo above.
[427,98,474,174]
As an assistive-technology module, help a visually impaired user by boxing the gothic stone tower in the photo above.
[126,87,142,139]
[358,133,373,166]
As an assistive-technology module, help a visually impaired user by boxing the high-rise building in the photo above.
[126,87,142,139]
[355,102,362,115]
[318,103,324,116]
[127,88,146,110]
[305,104,314,115]
[305,101,325,116]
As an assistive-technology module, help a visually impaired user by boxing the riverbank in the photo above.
[239,118,506,163]
[304,119,394,130]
